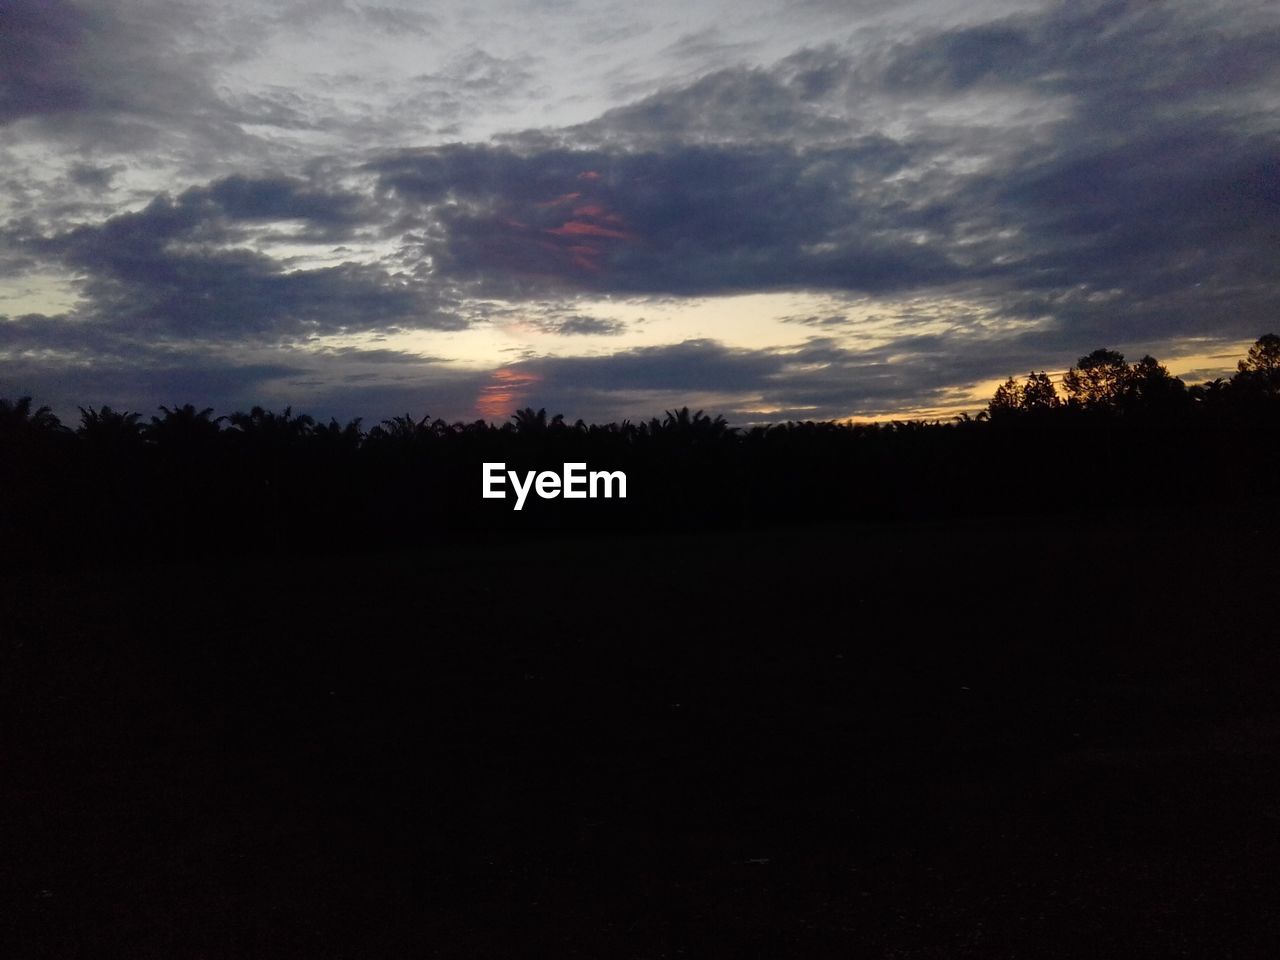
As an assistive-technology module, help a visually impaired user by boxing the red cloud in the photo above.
[571,203,623,221]
[536,191,582,208]
[544,220,632,240]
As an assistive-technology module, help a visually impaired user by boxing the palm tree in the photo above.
[509,407,567,434]
[368,413,434,445]
[147,404,224,451]
[228,406,316,447]
[660,407,732,439]
[312,417,365,453]
[1,395,66,436]
[77,405,144,449]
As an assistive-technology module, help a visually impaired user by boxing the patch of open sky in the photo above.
[0,273,85,318]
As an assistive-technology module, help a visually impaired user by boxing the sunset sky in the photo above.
[2,0,1277,424]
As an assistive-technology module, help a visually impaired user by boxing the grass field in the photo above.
[4,501,1279,957]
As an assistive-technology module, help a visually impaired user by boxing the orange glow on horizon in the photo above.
[476,368,542,420]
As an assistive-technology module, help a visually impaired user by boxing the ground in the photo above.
[3,501,1279,957]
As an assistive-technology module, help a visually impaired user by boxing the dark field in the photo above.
[4,502,1279,958]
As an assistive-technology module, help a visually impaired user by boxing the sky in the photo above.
[2,0,1278,425]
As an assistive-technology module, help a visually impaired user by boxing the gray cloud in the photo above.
[0,344,306,421]
[875,0,1280,115]
[0,0,259,158]
[0,0,91,124]
[372,139,957,297]
[9,174,462,344]
[478,333,1041,423]
[312,346,454,364]
[409,1,1277,344]
[536,314,628,336]
[361,4,439,37]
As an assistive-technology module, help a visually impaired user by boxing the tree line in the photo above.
[985,334,1280,417]
[2,335,1277,567]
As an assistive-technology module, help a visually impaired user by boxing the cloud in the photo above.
[875,0,1280,115]
[0,0,91,124]
[0,342,306,420]
[194,174,373,239]
[66,163,122,191]
[8,173,462,344]
[360,4,439,37]
[521,338,785,393]
[468,332,1024,423]
[535,314,628,336]
[371,139,961,297]
[312,346,453,364]
[483,2,1278,343]
[0,0,257,155]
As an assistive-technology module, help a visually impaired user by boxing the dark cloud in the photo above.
[520,339,785,393]
[0,314,479,425]
[781,312,852,328]
[14,174,460,343]
[196,175,372,239]
[876,0,1280,119]
[484,333,1053,423]
[264,365,487,425]
[314,346,453,364]
[67,163,122,190]
[0,345,305,420]
[0,0,91,123]
[0,311,148,361]
[0,0,254,159]
[386,0,1277,346]
[535,314,628,336]
[878,24,1037,92]
[371,139,958,297]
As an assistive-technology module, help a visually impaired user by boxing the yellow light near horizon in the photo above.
[290,296,1265,424]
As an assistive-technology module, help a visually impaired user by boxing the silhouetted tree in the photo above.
[987,371,1059,418]
[228,406,315,445]
[5,332,1280,565]
[1062,349,1132,408]
[1189,378,1229,406]
[312,417,365,453]
[77,405,144,449]
[367,414,437,447]
[0,395,66,437]
[1126,355,1185,410]
[148,404,223,450]
[1233,333,1280,396]
[508,407,566,434]
[660,407,732,439]
[1022,371,1059,410]
[1239,333,1280,374]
